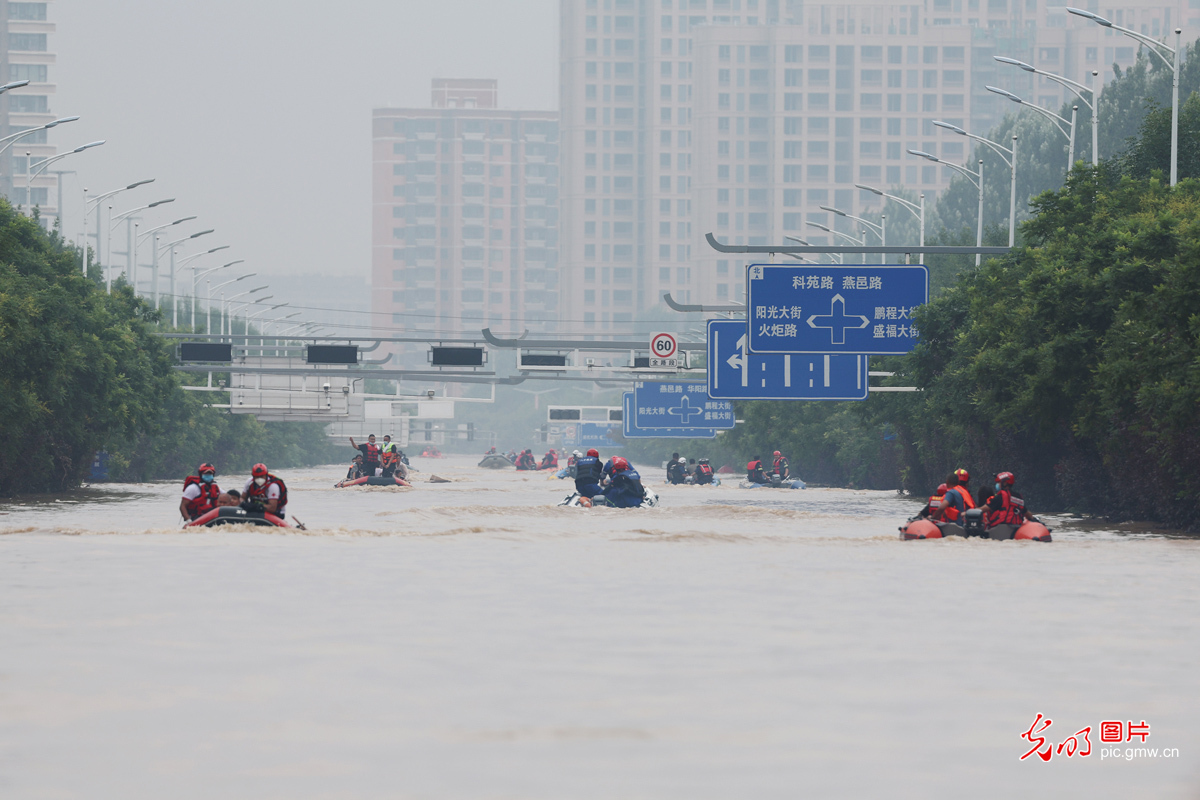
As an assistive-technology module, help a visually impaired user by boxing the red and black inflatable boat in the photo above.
[900,511,1052,542]
[185,506,292,528]
[335,475,412,488]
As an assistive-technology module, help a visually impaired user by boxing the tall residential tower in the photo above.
[372,79,559,356]
[1,0,57,212]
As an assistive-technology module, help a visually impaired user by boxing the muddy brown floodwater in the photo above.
[1,455,1197,798]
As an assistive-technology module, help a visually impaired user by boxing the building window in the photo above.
[8,3,48,20]
[8,33,47,51]
[8,64,47,83]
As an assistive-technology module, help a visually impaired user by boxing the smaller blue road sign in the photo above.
[622,393,716,439]
[707,319,869,401]
[633,381,735,430]
[746,264,928,355]
[563,422,622,448]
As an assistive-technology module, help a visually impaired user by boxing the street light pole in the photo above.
[820,205,885,263]
[111,198,175,284]
[27,140,105,219]
[785,234,842,263]
[153,228,214,325]
[994,55,1098,166]
[909,150,985,265]
[855,184,924,262]
[1068,8,1181,184]
[930,122,1018,247]
[180,245,231,329]
[986,86,1073,172]
[85,179,154,292]
[209,272,256,336]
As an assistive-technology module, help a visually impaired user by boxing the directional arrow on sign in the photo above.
[667,395,704,425]
[807,294,870,345]
[726,334,749,387]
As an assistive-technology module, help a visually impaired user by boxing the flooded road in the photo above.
[2,456,1197,798]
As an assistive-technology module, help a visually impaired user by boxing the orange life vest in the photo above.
[988,489,1026,526]
[926,493,944,519]
[941,485,976,522]
[182,475,221,518]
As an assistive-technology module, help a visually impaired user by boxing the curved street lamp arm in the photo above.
[854,184,922,216]
[1034,70,1094,107]
[1020,102,1072,140]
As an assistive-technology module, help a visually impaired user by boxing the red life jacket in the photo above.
[926,493,945,519]
[247,474,288,511]
[773,456,787,473]
[942,485,976,522]
[988,489,1026,526]
[363,443,381,464]
[183,475,222,518]
[697,463,713,476]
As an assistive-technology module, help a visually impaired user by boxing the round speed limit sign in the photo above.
[649,331,678,359]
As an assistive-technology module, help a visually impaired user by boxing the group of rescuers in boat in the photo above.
[180,462,288,522]
[346,434,409,481]
[570,449,649,508]
[180,433,413,522]
[744,451,791,485]
[917,467,1037,537]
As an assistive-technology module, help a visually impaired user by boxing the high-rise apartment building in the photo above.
[371,79,559,356]
[559,0,1190,327]
[1,0,56,212]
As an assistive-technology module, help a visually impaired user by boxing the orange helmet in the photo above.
[996,471,1015,487]
[953,468,970,483]
[252,463,269,478]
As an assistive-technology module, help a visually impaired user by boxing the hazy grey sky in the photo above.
[53,0,557,297]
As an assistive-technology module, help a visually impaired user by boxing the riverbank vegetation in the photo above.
[0,201,339,496]
[709,47,1200,528]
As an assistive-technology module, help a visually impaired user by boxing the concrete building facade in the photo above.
[371,79,559,354]
[558,0,1192,327]
[1,0,57,212]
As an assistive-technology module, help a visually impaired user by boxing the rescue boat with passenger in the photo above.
[559,487,660,508]
[185,506,292,528]
[335,475,412,488]
[900,508,1051,542]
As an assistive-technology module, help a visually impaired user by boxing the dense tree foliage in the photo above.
[0,204,176,494]
[0,200,341,496]
[705,40,1200,527]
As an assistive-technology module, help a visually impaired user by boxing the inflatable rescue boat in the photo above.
[739,477,805,489]
[185,506,292,528]
[558,487,660,508]
[900,508,1051,542]
[478,454,514,469]
[335,475,412,488]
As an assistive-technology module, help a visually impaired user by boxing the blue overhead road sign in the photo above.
[633,381,735,430]
[746,264,928,355]
[563,422,622,449]
[622,393,716,439]
[707,319,868,401]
